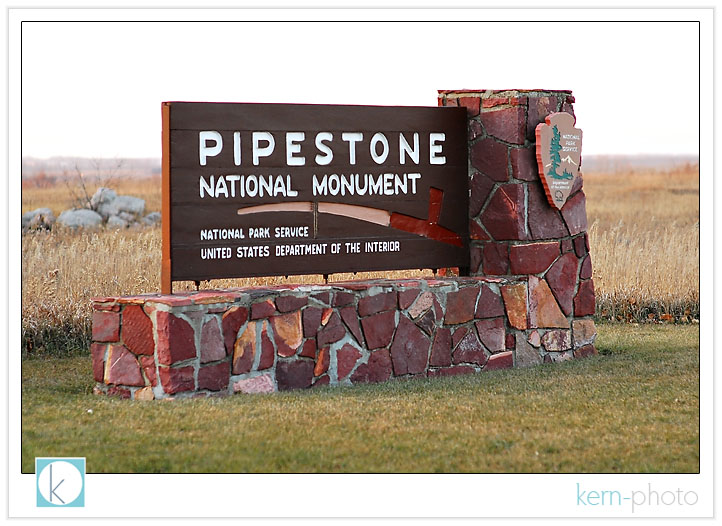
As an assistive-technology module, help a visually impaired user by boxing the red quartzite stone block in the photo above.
[429,327,452,367]
[233,373,275,394]
[134,386,154,401]
[302,307,323,337]
[106,386,131,399]
[515,337,543,368]
[569,173,584,197]
[121,305,154,355]
[580,255,593,280]
[191,291,238,305]
[317,311,347,348]
[528,276,569,329]
[251,299,276,319]
[484,350,513,371]
[509,242,560,275]
[528,330,541,347]
[545,252,578,316]
[469,219,489,241]
[311,291,331,305]
[321,308,333,326]
[90,343,106,382]
[271,311,304,357]
[444,287,479,325]
[527,182,569,240]
[574,344,598,359]
[92,311,120,342]
[482,96,510,108]
[428,365,476,378]
[457,96,481,117]
[337,343,362,380]
[299,339,317,359]
[574,280,596,317]
[481,184,527,240]
[505,333,516,350]
[232,323,256,375]
[222,306,248,355]
[416,308,436,335]
[480,105,526,144]
[573,319,597,347]
[541,329,572,351]
[408,291,434,319]
[469,172,496,217]
[358,291,398,316]
[156,311,197,366]
[453,330,488,366]
[275,295,308,313]
[139,355,157,386]
[333,291,356,307]
[475,285,505,319]
[501,283,528,330]
[276,359,315,391]
[350,349,393,384]
[340,306,365,346]
[470,246,483,274]
[510,147,539,182]
[198,361,230,391]
[574,234,589,258]
[258,321,275,370]
[452,326,469,349]
[475,317,506,353]
[482,242,510,276]
[199,317,226,363]
[159,365,195,394]
[526,95,559,141]
[312,375,330,387]
[398,289,421,310]
[561,191,588,236]
[468,120,483,140]
[471,138,508,182]
[361,310,397,350]
[390,315,430,375]
[314,347,330,377]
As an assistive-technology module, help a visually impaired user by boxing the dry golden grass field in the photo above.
[20,163,699,357]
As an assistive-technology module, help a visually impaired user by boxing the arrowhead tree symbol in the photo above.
[548,125,562,178]
[535,112,583,210]
[547,125,573,180]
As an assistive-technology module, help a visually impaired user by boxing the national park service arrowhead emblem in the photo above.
[535,112,582,210]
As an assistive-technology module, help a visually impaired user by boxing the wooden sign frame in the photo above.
[161,102,468,293]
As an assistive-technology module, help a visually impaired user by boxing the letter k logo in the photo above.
[36,458,85,507]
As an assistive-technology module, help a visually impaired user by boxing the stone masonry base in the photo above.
[91,277,597,400]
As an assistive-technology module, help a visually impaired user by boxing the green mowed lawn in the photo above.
[21,323,699,473]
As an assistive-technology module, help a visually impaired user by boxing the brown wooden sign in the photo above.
[535,112,583,209]
[161,102,469,291]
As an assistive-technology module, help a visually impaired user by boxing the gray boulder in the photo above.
[142,212,161,226]
[104,195,145,217]
[90,187,117,211]
[106,215,128,229]
[22,208,55,231]
[57,209,103,229]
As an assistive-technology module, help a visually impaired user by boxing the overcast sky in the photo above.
[20,16,700,159]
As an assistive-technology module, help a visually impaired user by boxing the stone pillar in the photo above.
[439,89,596,360]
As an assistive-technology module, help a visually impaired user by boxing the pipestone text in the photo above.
[198,172,422,199]
[197,130,447,167]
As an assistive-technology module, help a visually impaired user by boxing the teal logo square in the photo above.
[36,457,85,507]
